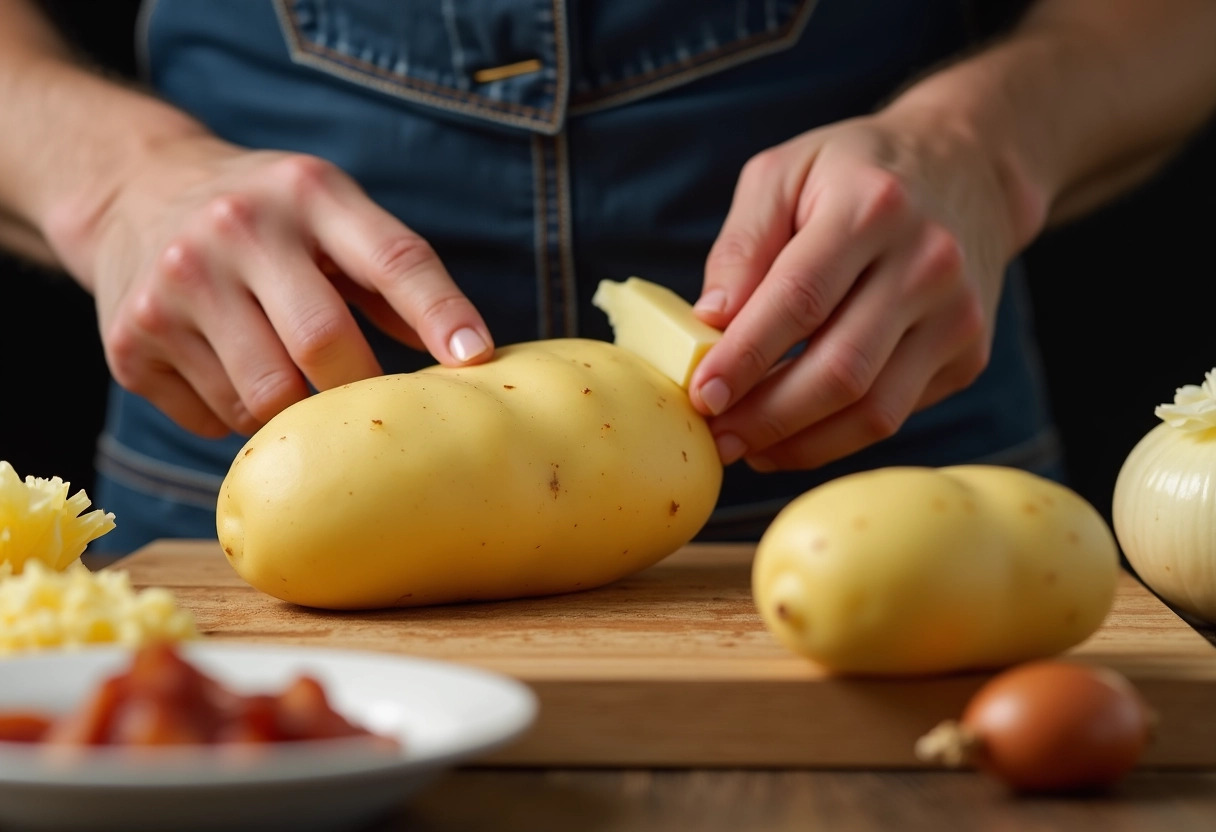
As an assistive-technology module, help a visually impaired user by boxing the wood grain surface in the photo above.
[389,769,1216,832]
[110,540,1216,769]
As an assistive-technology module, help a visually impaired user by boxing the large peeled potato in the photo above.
[217,337,722,609]
[753,465,1120,676]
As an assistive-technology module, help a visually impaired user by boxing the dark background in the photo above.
[4,2,1215,529]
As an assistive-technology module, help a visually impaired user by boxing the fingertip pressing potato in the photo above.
[217,337,723,610]
[752,465,1120,676]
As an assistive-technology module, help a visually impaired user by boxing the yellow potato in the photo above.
[217,338,722,609]
[752,465,1120,676]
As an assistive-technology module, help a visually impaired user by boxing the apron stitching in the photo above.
[569,0,818,115]
[275,0,556,124]
[564,0,812,107]
[531,134,552,340]
[538,136,563,337]
[549,0,571,128]
[555,130,578,336]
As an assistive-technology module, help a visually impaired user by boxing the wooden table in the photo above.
[104,541,1216,831]
[393,769,1216,832]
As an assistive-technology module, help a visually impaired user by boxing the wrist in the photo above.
[880,37,1063,254]
[24,58,208,288]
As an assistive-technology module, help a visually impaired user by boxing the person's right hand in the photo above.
[48,135,493,438]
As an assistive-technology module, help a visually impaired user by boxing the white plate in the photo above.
[0,643,538,832]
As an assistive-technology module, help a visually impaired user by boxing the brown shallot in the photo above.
[915,660,1154,793]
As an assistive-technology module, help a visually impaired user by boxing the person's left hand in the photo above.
[689,107,1043,471]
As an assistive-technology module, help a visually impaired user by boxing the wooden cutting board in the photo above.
[112,540,1216,769]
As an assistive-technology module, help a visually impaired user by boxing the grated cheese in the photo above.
[0,559,198,655]
[0,460,116,573]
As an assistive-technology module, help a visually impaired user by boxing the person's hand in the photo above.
[689,109,1042,471]
[46,135,493,439]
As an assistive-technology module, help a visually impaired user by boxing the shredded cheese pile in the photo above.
[0,460,116,573]
[1155,368,1216,432]
[0,560,198,656]
[1,459,198,655]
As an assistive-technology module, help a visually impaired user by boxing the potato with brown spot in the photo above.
[216,338,722,610]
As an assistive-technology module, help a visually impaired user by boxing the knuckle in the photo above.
[368,233,438,283]
[127,286,175,339]
[747,409,793,451]
[414,292,469,330]
[856,397,905,443]
[155,239,207,290]
[853,169,908,232]
[732,337,775,384]
[203,194,257,240]
[287,305,352,368]
[739,148,783,185]
[101,332,142,389]
[819,341,875,405]
[104,294,172,393]
[239,370,305,424]
[104,343,160,402]
[769,270,832,334]
[706,230,760,272]
[272,154,336,199]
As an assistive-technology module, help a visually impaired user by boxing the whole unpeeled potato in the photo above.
[752,465,1120,676]
[216,338,722,609]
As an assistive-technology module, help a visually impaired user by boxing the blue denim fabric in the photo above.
[94,0,1055,553]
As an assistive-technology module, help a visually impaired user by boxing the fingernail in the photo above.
[694,289,727,314]
[449,327,490,362]
[699,377,732,416]
[715,433,747,465]
[746,455,777,473]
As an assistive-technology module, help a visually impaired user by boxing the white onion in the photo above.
[1112,370,1216,624]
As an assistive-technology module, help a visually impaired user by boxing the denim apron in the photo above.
[93,0,1056,554]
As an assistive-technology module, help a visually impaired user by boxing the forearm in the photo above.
[885,0,1216,247]
[0,0,208,285]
